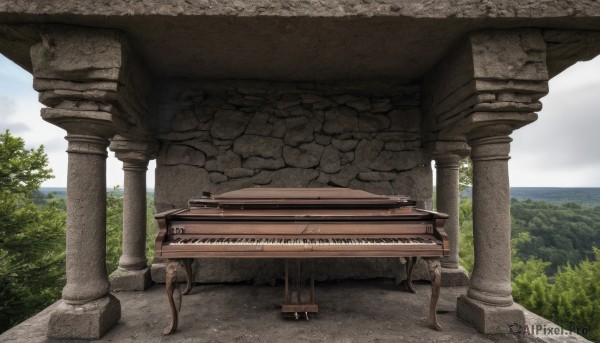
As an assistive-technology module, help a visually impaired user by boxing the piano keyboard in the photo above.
[166,237,438,245]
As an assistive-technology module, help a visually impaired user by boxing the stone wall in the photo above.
[152,80,433,283]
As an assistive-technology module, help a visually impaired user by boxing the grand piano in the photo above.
[155,188,449,334]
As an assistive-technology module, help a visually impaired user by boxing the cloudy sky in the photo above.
[1,54,599,188]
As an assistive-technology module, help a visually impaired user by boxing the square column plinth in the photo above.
[47,294,121,339]
[456,294,525,334]
[110,267,153,291]
[441,266,470,286]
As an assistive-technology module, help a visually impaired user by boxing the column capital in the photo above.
[110,135,159,164]
[30,24,153,139]
[431,140,470,168]
[468,135,512,162]
[422,29,549,142]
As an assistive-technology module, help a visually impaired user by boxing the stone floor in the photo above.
[0,279,591,343]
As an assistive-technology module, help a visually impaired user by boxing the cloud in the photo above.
[511,59,600,186]
[0,95,30,133]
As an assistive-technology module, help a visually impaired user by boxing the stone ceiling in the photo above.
[1,1,600,81]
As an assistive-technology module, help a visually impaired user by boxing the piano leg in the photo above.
[163,259,182,335]
[182,258,194,295]
[424,257,442,331]
[405,256,418,293]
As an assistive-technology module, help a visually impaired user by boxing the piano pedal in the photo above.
[291,312,310,320]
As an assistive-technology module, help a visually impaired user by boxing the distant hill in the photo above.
[462,187,600,206]
[39,187,155,199]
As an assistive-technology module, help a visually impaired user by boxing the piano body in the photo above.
[155,188,449,334]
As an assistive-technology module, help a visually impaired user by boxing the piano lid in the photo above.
[188,188,416,209]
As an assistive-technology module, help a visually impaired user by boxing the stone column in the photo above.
[421,29,550,334]
[29,25,153,339]
[456,134,525,333]
[43,117,120,340]
[432,141,470,286]
[109,137,158,291]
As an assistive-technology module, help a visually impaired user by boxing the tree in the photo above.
[0,131,66,333]
[458,157,472,192]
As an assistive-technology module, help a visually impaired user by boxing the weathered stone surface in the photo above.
[47,295,120,340]
[320,146,341,174]
[376,132,419,142]
[372,150,423,171]
[181,140,219,158]
[387,109,420,132]
[457,295,525,334]
[271,120,286,138]
[205,150,241,172]
[357,171,396,183]
[287,106,313,118]
[314,133,331,145]
[300,94,328,104]
[209,172,228,183]
[109,268,152,291]
[391,166,432,202]
[348,179,394,195]
[163,144,206,167]
[384,140,420,151]
[342,151,355,164]
[242,157,285,170]
[225,167,255,178]
[329,165,360,187]
[284,116,314,146]
[331,138,359,152]
[359,113,390,132]
[317,172,330,184]
[215,171,273,192]
[155,165,211,211]
[170,110,198,132]
[245,112,272,136]
[283,142,324,168]
[211,109,251,140]
[346,98,371,112]
[323,106,358,134]
[370,99,394,113]
[194,106,213,123]
[157,130,210,142]
[353,139,384,171]
[275,94,301,109]
[270,168,319,187]
[233,135,283,158]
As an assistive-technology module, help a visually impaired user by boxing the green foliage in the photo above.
[511,199,600,274]
[0,131,52,194]
[512,249,600,342]
[146,196,158,264]
[458,191,600,341]
[458,157,472,192]
[0,131,65,332]
[106,187,124,274]
[458,198,474,274]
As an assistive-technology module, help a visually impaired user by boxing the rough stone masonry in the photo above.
[152,79,434,283]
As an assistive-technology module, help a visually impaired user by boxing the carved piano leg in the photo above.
[405,256,418,293]
[182,258,194,295]
[424,257,442,331]
[164,259,183,335]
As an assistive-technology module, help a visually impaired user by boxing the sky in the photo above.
[1,54,600,188]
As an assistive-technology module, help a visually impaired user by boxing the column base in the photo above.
[456,294,524,334]
[441,266,470,286]
[110,267,152,291]
[47,294,121,340]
